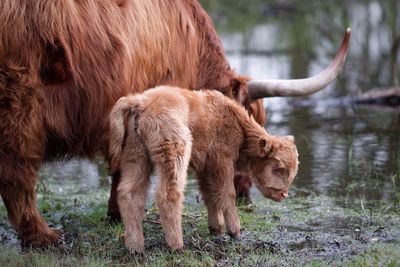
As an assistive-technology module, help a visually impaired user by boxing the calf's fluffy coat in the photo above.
[109,86,299,252]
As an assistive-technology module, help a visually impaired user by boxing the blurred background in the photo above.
[200,0,400,207]
[39,0,400,209]
[201,0,399,91]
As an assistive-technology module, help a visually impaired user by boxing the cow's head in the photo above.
[249,135,299,202]
[229,29,351,109]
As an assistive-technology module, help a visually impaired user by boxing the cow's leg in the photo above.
[117,158,151,253]
[107,171,122,222]
[0,162,62,247]
[0,64,61,247]
[234,174,252,205]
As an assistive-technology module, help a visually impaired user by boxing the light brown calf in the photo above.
[109,86,299,253]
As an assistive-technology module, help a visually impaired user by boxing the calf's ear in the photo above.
[258,138,271,157]
[285,135,295,143]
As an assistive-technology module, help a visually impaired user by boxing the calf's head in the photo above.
[249,135,299,202]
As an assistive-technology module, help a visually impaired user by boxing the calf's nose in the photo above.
[281,192,288,198]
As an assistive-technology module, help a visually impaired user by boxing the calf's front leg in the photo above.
[198,175,225,235]
[199,158,241,238]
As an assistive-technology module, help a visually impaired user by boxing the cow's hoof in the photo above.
[21,228,64,249]
[106,213,121,224]
[236,195,252,206]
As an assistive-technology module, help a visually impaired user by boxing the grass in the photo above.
[345,243,400,267]
[0,181,399,266]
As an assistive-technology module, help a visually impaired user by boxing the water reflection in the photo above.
[215,0,400,206]
[38,159,104,195]
[38,0,399,208]
[263,103,400,206]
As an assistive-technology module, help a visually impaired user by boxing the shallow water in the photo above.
[265,102,400,207]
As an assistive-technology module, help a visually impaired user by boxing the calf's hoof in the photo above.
[170,247,185,254]
[208,225,224,236]
[227,230,241,240]
[166,238,184,252]
[165,235,183,251]
[125,238,145,254]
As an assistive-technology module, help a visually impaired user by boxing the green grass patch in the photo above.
[0,188,400,266]
[345,243,400,267]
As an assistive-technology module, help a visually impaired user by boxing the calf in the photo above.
[109,86,299,253]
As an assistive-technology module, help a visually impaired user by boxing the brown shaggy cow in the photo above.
[108,86,299,252]
[0,0,349,247]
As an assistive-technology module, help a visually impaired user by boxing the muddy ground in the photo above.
[0,174,399,266]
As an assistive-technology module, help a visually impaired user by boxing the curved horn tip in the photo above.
[247,28,352,100]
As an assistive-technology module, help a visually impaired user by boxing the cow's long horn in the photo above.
[247,28,351,100]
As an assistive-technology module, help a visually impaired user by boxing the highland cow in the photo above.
[108,86,299,252]
[0,0,349,247]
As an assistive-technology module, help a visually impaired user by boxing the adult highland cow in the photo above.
[0,0,350,247]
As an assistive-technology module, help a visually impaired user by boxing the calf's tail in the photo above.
[108,96,131,174]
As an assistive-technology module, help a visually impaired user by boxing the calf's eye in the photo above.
[273,167,286,176]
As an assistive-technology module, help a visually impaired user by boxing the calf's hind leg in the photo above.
[117,134,152,253]
[150,135,191,251]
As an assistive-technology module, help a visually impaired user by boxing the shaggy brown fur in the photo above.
[234,99,267,203]
[109,86,298,252]
[0,0,264,247]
